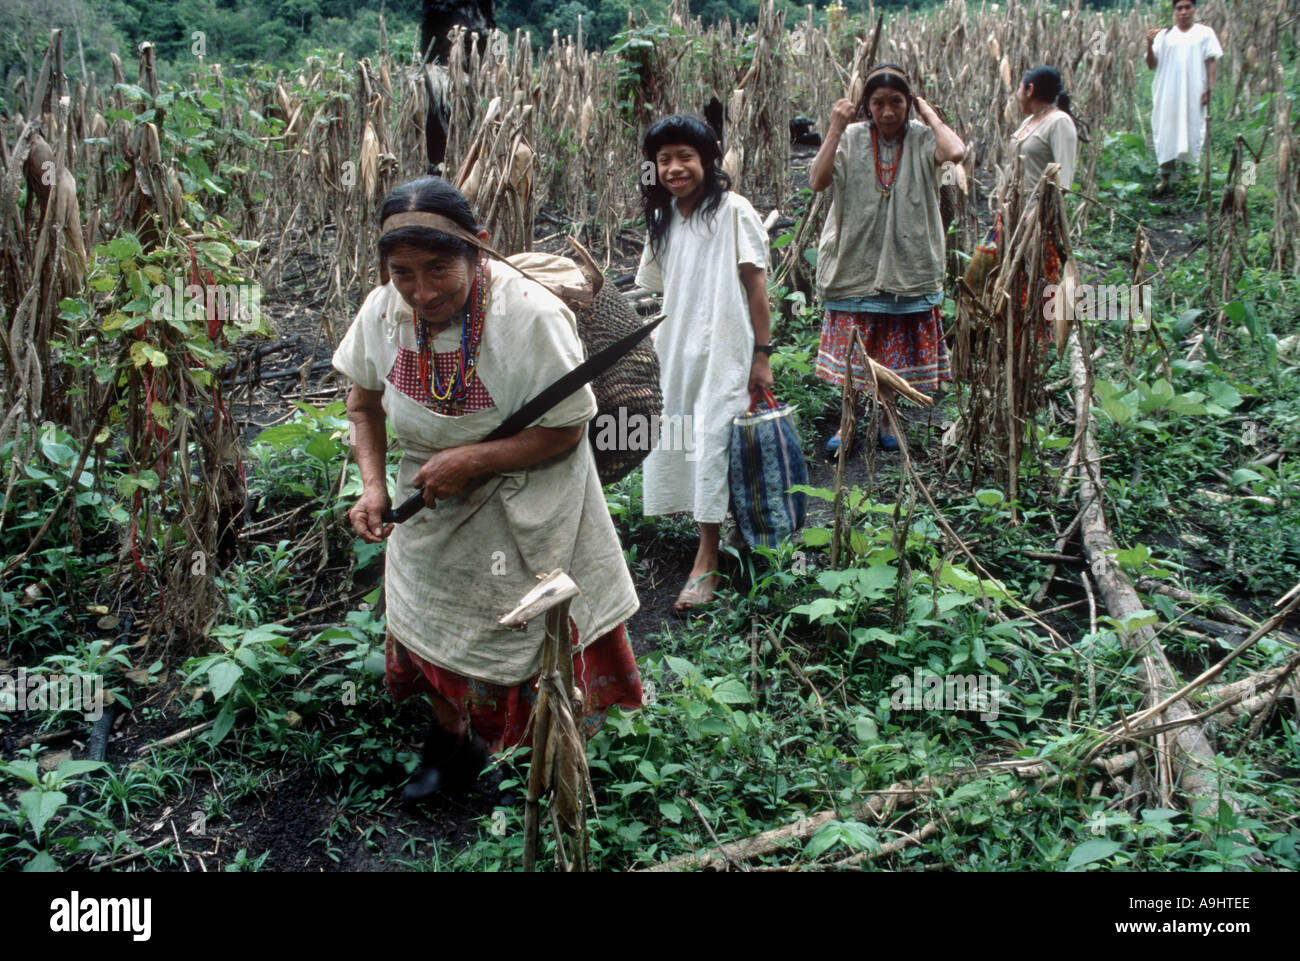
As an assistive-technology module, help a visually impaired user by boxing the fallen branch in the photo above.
[833,820,940,869]
[1067,332,1228,805]
[645,750,1141,872]
[136,719,216,754]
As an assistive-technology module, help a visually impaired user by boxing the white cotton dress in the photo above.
[635,191,769,523]
[1151,23,1223,166]
[331,264,639,685]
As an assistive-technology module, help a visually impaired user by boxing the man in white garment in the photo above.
[1146,0,1222,193]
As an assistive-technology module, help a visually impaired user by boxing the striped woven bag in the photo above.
[729,389,808,550]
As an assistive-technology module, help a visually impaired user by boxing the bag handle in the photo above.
[749,387,780,412]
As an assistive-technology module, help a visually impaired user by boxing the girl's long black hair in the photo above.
[640,114,731,259]
[1022,65,1091,142]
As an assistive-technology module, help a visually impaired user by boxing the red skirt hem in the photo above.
[385,622,642,753]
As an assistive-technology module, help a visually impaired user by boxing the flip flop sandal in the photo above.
[674,575,717,613]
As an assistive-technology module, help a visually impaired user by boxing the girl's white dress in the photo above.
[635,192,769,523]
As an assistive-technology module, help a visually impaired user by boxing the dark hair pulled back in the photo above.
[858,63,913,124]
[1022,65,1091,142]
[377,175,482,263]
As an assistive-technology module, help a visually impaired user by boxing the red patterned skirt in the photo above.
[989,211,1063,324]
[385,623,643,753]
[816,305,952,395]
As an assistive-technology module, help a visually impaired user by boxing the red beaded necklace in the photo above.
[413,254,487,415]
[871,124,903,197]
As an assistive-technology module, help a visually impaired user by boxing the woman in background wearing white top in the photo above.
[1008,66,1082,205]
[1146,0,1222,194]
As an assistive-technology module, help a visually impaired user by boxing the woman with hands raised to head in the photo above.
[809,64,964,454]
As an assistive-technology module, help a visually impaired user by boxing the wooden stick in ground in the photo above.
[136,718,217,754]
[829,327,861,570]
[546,597,589,872]
[522,619,553,873]
[503,570,584,872]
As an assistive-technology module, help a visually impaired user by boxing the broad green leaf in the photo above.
[854,716,878,743]
[1166,391,1206,415]
[1116,609,1159,633]
[974,488,1004,507]
[791,597,844,623]
[1141,808,1181,823]
[848,529,871,556]
[206,660,243,701]
[663,656,696,681]
[1112,544,1150,568]
[788,485,837,503]
[304,432,340,464]
[54,759,107,779]
[1231,468,1264,487]
[207,701,238,746]
[710,678,751,705]
[804,821,842,859]
[852,627,900,648]
[1066,838,1122,869]
[22,850,60,872]
[105,234,143,260]
[1173,308,1203,337]
[658,801,683,824]
[801,527,831,548]
[19,789,66,839]
[251,423,309,448]
[1206,381,1242,410]
[196,240,233,268]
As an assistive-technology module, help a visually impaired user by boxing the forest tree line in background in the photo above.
[2,0,1137,90]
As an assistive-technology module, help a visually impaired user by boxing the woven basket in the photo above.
[504,242,662,486]
[573,281,663,486]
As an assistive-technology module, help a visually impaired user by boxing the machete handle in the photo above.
[382,488,426,525]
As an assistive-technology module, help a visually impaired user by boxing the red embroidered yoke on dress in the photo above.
[388,345,495,415]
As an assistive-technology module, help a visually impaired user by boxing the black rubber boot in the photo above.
[441,731,489,795]
[402,726,489,802]
[401,725,462,803]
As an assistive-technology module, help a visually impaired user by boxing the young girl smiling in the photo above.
[634,115,772,611]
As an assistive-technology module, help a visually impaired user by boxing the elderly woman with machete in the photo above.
[333,176,642,803]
